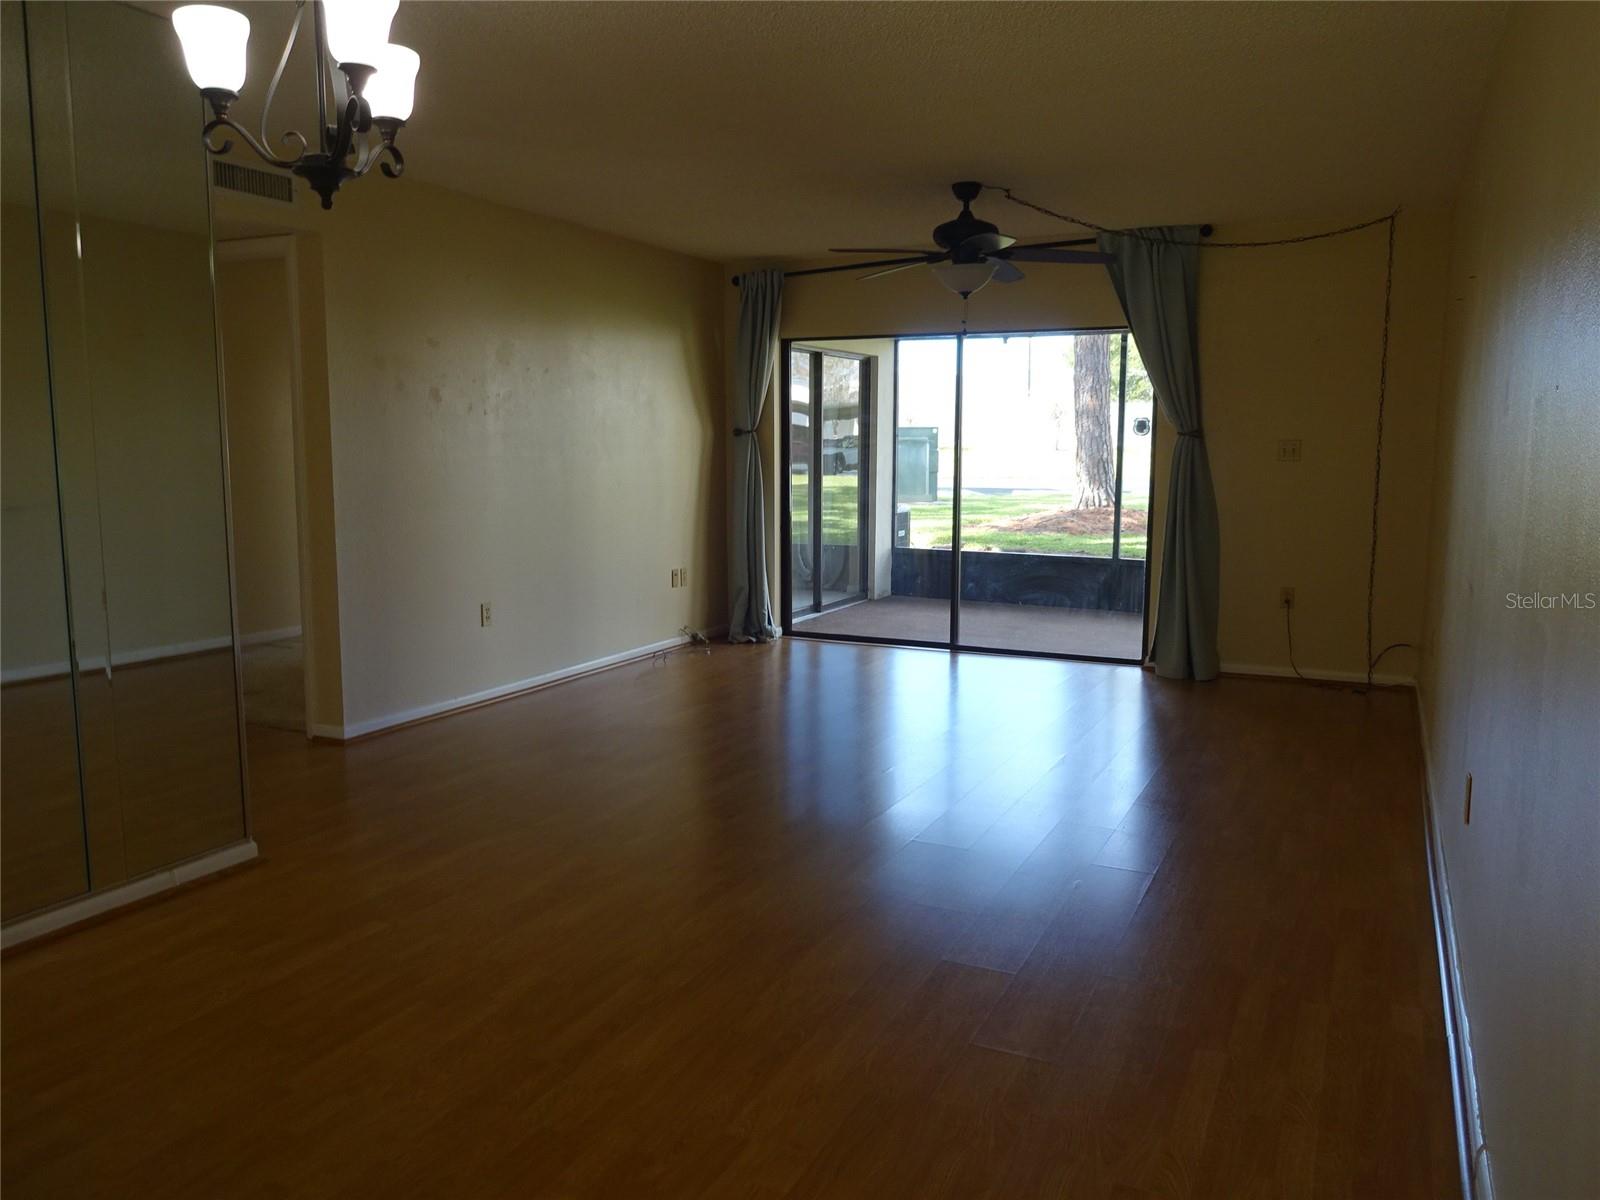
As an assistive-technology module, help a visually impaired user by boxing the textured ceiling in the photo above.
[148,1,1508,262]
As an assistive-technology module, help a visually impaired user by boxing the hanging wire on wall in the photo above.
[987,186,1405,690]
[990,186,1398,249]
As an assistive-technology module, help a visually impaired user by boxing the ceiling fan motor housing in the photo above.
[934,181,1002,259]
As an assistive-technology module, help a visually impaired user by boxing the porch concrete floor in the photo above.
[793,595,1143,660]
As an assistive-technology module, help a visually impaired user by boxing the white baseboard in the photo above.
[241,625,302,647]
[1220,660,1415,687]
[1,660,71,684]
[3,627,298,684]
[1,839,258,949]
[1415,688,1493,1200]
[2,634,235,684]
[327,628,722,742]
[111,634,234,667]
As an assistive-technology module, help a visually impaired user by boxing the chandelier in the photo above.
[172,0,420,210]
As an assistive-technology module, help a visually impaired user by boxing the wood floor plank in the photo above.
[1,641,1458,1197]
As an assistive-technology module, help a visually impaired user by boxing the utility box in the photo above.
[895,427,939,503]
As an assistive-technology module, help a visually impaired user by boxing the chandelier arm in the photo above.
[368,116,406,179]
[378,143,405,180]
[351,137,403,179]
[273,129,312,160]
[351,127,379,175]
[312,0,330,153]
[327,92,362,166]
[202,115,308,169]
[258,0,307,154]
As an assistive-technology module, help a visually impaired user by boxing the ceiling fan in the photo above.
[829,181,1112,295]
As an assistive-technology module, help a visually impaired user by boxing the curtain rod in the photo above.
[729,227,1212,287]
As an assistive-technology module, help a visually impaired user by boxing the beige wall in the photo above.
[759,213,1449,679]
[220,180,726,732]
[217,256,301,638]
[1418,5,1600,1196]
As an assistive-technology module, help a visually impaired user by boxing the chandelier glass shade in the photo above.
[364,43,420,122]
[320,0,398,69]
[172,5,249,92]
[171,0,419,210]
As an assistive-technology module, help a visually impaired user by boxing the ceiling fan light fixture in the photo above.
[932,261,997,298]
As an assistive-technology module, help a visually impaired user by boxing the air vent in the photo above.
[211,160,294,204]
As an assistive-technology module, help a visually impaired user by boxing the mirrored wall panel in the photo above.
[1,0,87,918]
[2,0,247,924]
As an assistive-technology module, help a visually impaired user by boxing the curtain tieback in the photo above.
[1176,430,1204,440]
[733,427,755,437]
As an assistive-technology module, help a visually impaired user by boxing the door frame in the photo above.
[780,343,872,629]
[214,236,317,737]
[779,326,1156,667]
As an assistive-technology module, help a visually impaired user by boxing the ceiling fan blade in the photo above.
[859,257,942,281]
[829,247,935,255]
[1003,248,1115,265]
[989,258,1025,284]
[1004,238,1098,251]
[959,231,1017,255]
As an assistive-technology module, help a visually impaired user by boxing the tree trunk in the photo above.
[1073,334,1116,508]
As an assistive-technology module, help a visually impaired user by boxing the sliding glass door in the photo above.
[782,329,1152,664]
[785,346,870,622]
[956,333,1148,660]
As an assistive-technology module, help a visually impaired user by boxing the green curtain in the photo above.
[728,268,783,642]
[1098,228,1220,680]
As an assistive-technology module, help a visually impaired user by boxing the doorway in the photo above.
[780,329,1154,664]
[215,241,308,732]
[784,345,871,621]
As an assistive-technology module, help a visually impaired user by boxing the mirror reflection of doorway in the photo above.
[784,346,870,621]
[216,241,308,734]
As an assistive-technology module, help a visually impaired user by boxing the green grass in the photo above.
[792,475,1147,558]
[907,492,1147,559]
[790,473,864,546]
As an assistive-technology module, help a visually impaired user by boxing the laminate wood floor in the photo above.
[0,639,1458,1199]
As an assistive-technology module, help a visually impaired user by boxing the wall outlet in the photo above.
[1276,438,1303,462]
[1279,586,1296,608]
[679,566,688,587]
[671,569,681,589]
[479,602,492,627]
[1464,772,1473,825]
